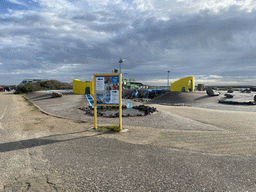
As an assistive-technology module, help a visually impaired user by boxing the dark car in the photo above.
[5,87,12,91]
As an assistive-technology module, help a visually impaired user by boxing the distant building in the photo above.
[122,77,144,89]
[19,79,48,85]
[197,84,205,91]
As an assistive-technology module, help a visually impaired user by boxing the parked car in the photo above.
[5,87,12,91]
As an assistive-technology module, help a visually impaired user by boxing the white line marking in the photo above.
[0,106,7,120]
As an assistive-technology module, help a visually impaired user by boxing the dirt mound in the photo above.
[147,91,223,105]
[123,89,135,98]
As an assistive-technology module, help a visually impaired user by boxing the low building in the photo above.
[19,79,48,85]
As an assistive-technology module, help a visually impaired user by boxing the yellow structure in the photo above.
[171,76,195,92]
[73,79,94,95]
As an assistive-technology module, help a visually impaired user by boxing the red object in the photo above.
[0,87,4,91]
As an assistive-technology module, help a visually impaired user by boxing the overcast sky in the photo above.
[1,0,256,86]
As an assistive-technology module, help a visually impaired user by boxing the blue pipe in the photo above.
[123,100,133,108]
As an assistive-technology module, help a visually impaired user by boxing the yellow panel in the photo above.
[73,79,94,95]
[171,76,195,92]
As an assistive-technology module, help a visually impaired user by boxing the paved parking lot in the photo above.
[3,91,251,191]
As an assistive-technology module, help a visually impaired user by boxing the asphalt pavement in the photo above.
[1,91,256,191]
[41,134,256,191]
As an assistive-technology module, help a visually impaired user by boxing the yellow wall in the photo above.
[171,76,195,92]
[73,79,94,95]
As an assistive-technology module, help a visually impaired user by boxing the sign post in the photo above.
[93,73,122,131]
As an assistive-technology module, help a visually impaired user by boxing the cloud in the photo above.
[33,0,77,10]
[0,0,256,85]
[8,0,27,6]
[72,14,99,21]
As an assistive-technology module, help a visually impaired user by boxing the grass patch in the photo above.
[22,96,34,106]
[73,120,87,123]
[97,124,121,132]
[22,96,40,111]
[32,108,40,111]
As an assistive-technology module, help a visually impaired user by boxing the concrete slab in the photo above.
[25,91,88,120]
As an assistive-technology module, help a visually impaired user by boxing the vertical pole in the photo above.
[119,62,121,74]
[168,72,169,87]
[93,75,97,129]
[167,70,170,88]
[167,72,168,87]
[119,73,122,131]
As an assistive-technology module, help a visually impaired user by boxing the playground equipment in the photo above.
[171,76,195,92]
[122,77,142,90]
[73,79,94,95]
[142,89,164,99]
[122,100,133,108]
[85,94,95,109]
[125,89,166,99]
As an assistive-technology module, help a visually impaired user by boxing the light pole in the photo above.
[119,58,125,74]
[167,70,170,88]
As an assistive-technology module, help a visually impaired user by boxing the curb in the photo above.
[22,95,88,123]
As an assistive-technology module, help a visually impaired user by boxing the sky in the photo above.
[1,0,256,86]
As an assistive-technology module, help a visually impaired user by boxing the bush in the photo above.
[225,86,233,90]
[14,80,72,94]
[14,83,34,94]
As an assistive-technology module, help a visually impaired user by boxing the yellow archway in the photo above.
[171,76,195,92]
[73,79,94,95]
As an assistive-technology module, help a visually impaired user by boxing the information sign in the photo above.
[93,73,122,130]
[95,76,120,105]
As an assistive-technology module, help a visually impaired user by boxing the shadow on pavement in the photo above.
[1,92,16,95]
[25,93,52,100]
[193,95,212,101]
[0,130,103,153]
[32,97,57,101]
